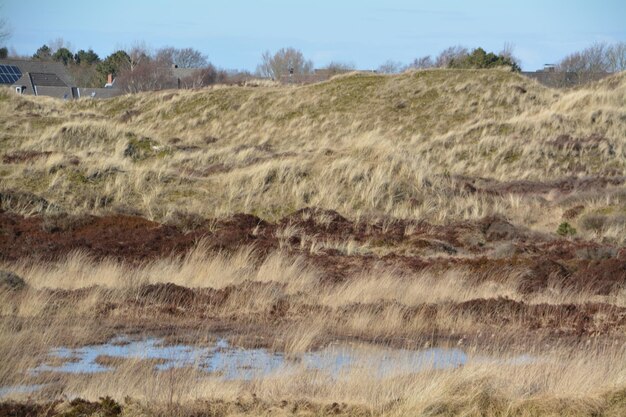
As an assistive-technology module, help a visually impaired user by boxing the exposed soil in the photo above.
[0,398,369,417]
[2,206,626,352]
[7,278,623,350]
[0,212,208,263]
[2,207,626,296]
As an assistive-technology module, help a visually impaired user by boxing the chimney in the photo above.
[107,74,113,84]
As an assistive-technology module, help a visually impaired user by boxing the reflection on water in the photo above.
[0,336,533,398]
[31,336,468,379]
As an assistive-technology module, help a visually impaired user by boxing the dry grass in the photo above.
[4,346,623,416]
[2,70,626,415]
[0,248,625,415]
[1,70,626,239]
[4,246,625,308]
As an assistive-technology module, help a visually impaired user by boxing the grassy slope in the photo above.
[2,70,626,414]
[1,69,625,236]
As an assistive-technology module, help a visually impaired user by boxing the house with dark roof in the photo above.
[0,59,75,98]
[0,59,123,99]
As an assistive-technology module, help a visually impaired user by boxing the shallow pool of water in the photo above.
[30,336,468,380]
[0,336,537,399]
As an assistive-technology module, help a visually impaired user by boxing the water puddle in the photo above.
[0,336,533,398]
[30,336,467,379]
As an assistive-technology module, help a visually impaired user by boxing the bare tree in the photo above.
[117,59,174,93]
[174,48,208,68]
[155,47,208,68]
[558,52,586,73]
[606,42,626,72]
[126,42,151,71]
[154,47,177,66]
[558,42,609,73]
[408,56,434,69]
[114,43,170,92]
[435,45,468,68]
[179,65,227,88]
[256,47,313,79]
[116,43,217,92]
[377,60,404,74]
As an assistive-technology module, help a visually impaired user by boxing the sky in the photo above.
[2,0,625,71]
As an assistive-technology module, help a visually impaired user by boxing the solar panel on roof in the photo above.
[0,64,22,84]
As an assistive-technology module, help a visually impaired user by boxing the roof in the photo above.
[29,72,67,87]
[13,73,31,87]
[0,59,75,86]
[32,85,74,99]
[0,64,22,84]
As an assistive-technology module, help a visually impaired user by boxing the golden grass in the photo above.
[0,247,624,414]
[3,246,624,308]
[2,71,626,415]
[1,70,626,240]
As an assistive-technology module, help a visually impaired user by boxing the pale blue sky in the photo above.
[2,0,625,71]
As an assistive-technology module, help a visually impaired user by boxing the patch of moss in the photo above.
[124,137,170,161]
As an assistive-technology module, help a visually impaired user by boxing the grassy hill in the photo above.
[1,69,625,238]
[2,69,626,415]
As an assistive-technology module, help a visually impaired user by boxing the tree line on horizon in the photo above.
[1,26,625,92]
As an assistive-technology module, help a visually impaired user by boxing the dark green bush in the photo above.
[557,222,577,236]
[448,48,521,72]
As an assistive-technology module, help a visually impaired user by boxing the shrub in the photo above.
[556,222,577,236]
[448,47,521,72]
